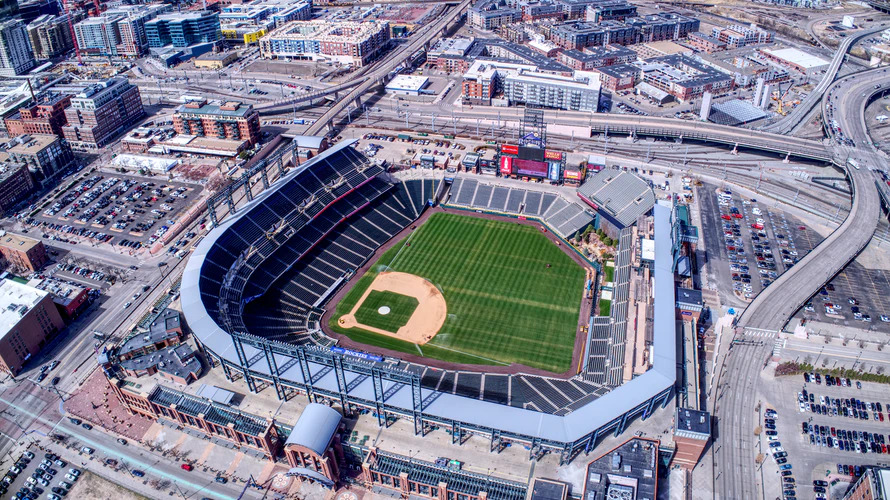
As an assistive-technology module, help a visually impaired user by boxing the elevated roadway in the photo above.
[717,65,886,500]
[255,79,364,115]
[305,0,472,135]
[763,24,887,135]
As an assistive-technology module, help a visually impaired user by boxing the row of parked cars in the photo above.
[802,421,890,454]
[762,408,799,500]
[4,451,77,500]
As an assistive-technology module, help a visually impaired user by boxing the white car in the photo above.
[881,315,890,323]
[68,468,80,477]
[771,446,785,454]
[799,402,807,412]
[752,208,762,215]
[65,474,78,482]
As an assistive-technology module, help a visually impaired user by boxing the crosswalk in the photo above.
[773,338,786,356]
[742,327,778,338]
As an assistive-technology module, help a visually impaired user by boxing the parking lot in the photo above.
[760,373,890,500]
[23,173,201,247]
[1,446,81,500]
[792,260,890,334]
[699,184,817,306]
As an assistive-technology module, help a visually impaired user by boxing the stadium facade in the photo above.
[181,140,680,463]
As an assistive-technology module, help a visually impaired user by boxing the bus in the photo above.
[847,158,860,170]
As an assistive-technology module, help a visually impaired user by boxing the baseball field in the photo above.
[329,212,586,372]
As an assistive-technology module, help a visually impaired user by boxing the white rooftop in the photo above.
[0,279,48,341]
[385,75,428,92]
[761,47,829,69]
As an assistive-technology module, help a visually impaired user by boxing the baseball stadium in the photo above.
[181,139,678,464]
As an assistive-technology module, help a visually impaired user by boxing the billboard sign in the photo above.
[331,346,385,362]
[501,144,519,155]
[518,146,545,162]
[564,169,582,180]
[500,156,513,175]
[544,150,563,161]
[514,158,548,177]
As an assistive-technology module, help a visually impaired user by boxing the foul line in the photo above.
[427,342,510,366]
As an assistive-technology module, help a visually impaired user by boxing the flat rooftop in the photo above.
[761,47,829,69]
[0,279,49,341]
[584,438,659,500]
[4,134,58,155]
[0,233,41,253]
[264,19,388,43]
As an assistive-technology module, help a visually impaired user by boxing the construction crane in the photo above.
[772,83,793,116]
[58,0,81,64]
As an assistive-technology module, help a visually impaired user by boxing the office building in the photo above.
[173,99,261,146]
[0,20,36,77]
[0,233,47,272]
[0,278,66,376]
[260,20,390,67]
[146,11,221,48]
[0,133,75,184]
[221,0,311,42]
[16,0,58,24]
[0,164,34,213]
[504,70,601,111]
[26,14,73,59]
[62,78,145,151]
[4,93,71,138]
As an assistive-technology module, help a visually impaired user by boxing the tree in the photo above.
[582,225,593,241]
[238,150,250,160]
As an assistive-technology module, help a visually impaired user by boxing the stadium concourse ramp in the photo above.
[181,141,678,462]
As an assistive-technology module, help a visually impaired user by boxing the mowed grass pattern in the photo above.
[353,291,418,333]
[331,212,585,372]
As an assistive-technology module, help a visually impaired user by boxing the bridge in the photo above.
[305,0,473,136]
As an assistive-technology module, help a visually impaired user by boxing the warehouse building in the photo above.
[4,92,71,138]
[0,133,75,185]
[758,46,829,76]
[173,99,262,146]
[0,232,46,272]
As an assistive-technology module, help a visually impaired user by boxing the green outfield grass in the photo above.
[330,212,585,372]
[353,291,418,333]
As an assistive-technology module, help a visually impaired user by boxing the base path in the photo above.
[338,271,447,345]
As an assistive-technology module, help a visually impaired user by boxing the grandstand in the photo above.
[446,178,595,238]
[182,140,678,463]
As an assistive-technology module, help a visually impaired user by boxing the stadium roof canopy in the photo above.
[577,169,655,228]
[285,403,341,455]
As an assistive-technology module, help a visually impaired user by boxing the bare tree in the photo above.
[859,340,866,349]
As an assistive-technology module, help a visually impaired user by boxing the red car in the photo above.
[181,464,193,471]
[733,213,743,218]
[721,215,732,220]
[752,223,764,230]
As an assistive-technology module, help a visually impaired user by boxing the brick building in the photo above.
[61,78,145,151]
[557,44,636,70]
[260,20,391,67]
[283,403,343,487]
[672,408,711,469]
[173,100,261,146]
[4,93,71,138]
[687,32,727,53]
[0,164,35,214]
[0,278,66,375]
[109,382,283,459]
[0,232,47,271]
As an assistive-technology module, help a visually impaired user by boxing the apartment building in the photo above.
[26,14,74,60]
[504,70,601,111]
[468,0,521,30]
[584,1,637,22]
[711,23,772,48]
[260,20,391,67]
[557,44,636,70]
[687,32,727,53]
[173,99,261,146]
[636,55,733,101]
[73,5,168,57]
[0,19,36,76]
[62,78,145,150]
